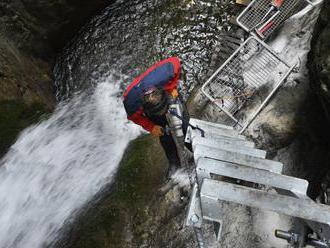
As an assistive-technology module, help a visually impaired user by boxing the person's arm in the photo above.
[128,110,164,136]
[128,109,155,132]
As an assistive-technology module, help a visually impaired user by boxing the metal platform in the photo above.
[201,36,296,133]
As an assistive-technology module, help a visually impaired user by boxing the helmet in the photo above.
[141,87,169,116]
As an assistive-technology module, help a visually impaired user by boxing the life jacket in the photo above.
[123,57,181,132]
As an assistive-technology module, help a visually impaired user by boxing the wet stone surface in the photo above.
[55,0,240,99]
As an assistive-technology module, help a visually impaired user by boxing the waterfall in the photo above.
[0,0,239,246]
[0,75,140,248]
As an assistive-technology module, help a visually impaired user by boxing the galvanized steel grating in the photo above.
[236,0,302,39]
[201,36,295,132]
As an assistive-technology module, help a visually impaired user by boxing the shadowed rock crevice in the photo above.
[308,0,330,202]
[0,0,112,155]
[0,0,112,59]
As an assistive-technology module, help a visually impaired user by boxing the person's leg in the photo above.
[159,133,181,167]
[147,113,181,178]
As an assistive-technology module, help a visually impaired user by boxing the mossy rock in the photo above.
[0,100,50,156]
[57,135,168,248]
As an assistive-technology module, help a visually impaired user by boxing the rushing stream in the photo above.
[0,77,141,248]
[0,0,237,247]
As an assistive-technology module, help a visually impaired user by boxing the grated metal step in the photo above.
[191,124,241,138]
[189,118,234,130]
[193,144,266,159]
[189,127,246,140]
[188,129,251,146]
[196,157,309,194]
[192,135,255,149]
[193,146,283,173]
[200,179,330,225]
[188,120,243,139]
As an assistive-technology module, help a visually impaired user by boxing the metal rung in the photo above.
[201,179,330,225]
[197,158,309,194]
[194,147,282,173]
[191,132,249,144]
[191,128,246,140]
[189,123,242,138]
[192,136,255,149]
[189,118,234,130]
[192,124,241,137]
[193,144,266,160]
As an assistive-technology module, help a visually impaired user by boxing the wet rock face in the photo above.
[0,0,111,155]
[308,1,330,202]
[309,1,330,122]
[54,0,240,99]
[0,0,111,59]
[53,135,196,248]
[0,39,53,106]
[0,0,111,103]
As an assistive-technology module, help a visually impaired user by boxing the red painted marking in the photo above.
[259,20,274,34]
[272,0,284,8]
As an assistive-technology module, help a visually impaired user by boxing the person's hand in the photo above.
[170,89,179,99]
[151,125,164,137]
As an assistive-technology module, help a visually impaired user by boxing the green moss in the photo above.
[0,100,50,156]
[113,136,165,206]
[60,135,167,248]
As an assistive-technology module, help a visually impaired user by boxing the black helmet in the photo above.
[141,87,169,116]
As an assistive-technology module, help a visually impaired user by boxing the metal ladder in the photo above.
[236,0,322,40]
[185,118,330,247]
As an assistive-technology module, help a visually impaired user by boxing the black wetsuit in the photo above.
[147,114,181,166]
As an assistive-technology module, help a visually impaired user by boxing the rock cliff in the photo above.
[309,0,330,123]
[308,0,330,204]
[0,0,111,155]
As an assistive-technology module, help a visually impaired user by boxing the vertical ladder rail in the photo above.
[186,183,208,247]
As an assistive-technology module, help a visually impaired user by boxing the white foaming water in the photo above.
[0,74,141,248]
